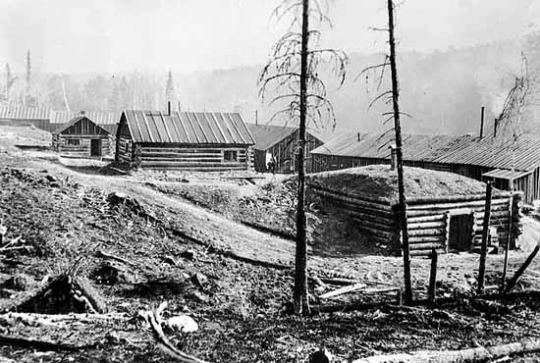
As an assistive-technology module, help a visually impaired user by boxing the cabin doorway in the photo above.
[448,212,473,251]
[90,139,102,157]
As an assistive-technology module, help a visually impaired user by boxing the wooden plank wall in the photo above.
[117,136,133,164]
[123,144,252,171]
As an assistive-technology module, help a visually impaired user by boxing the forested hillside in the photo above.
[3,39,537,140]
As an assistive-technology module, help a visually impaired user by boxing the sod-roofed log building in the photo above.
[116,110,255,171]
[52,115,113,158]
[308,165,520,257]
[246,123,323,173]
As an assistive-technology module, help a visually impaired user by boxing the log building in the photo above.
[246,123,323,173]
[308,165,520,257]
[52,115,113,158]
[310,132,540,204]
[115,110,255,171]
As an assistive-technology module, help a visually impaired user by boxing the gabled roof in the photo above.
[246,123,298,150]
[122,110,255,145]
[50,110,120,125]
[0,106,50,120]
[53,116,110,135]
[311,132,540,172]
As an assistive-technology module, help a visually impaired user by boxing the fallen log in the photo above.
[143,302,209,363]
[351,338,540,363]
[96,250,137,267]
[0,334,99,352]
[319,283,367,299]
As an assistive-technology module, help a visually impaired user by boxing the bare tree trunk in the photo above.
[293,0,310,315]
[387,0,412,304]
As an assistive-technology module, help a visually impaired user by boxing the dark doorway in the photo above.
[90,139,102,157]
[448,213,473,251]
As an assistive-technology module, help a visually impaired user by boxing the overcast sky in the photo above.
[0,0,538,74]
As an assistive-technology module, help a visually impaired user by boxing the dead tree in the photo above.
[259,0,347,315]
[358,0,412,303]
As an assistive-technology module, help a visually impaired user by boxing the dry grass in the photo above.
[308,165,496,203]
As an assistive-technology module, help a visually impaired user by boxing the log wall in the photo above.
[118,142,253,171]
[310,184,520,258]
[52,134,112,158]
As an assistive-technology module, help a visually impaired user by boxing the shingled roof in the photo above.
[50,111,120,125]
[311,132,540,172]
[122,110,255,145]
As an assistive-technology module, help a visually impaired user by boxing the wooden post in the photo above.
[477,181,493,295]
[501,194,514,292]
[504,240,540,293]
[428,248,438,303]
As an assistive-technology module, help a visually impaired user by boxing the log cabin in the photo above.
[246,123,323,173]
[115,110,255,171]
[308,165,520,257]
[52,115,113,158]
[310,132,540,204]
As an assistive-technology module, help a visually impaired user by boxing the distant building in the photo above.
[116,110,255,171]
[246,123,323,173]
[310,132,540,203]
[52,115,113,158]
[50,110,121,135]
[0,106,52,131]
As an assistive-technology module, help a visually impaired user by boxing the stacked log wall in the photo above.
[55,134,111,158]
[309,185,400,253]
[310,184,520,258]
[131,144,252,171]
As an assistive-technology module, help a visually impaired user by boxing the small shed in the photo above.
[308,165,520,257]
[52,116,113,158]
[246,123,323,173]
[116,110,255,171]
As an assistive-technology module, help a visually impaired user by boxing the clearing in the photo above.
[1,125,540,362]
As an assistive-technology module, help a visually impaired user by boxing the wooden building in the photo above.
[115,110,255,171]
[0,106,53,131]
[50,111,120,135]
[52,115,113,158]
[246,123,323,173]
[308,165,520,257]
[310,132,540,204]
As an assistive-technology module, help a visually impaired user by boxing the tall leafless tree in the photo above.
[259,0,347,315]
[359,0,412,303]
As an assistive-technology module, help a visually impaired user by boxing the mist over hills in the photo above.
[4,39,533,141]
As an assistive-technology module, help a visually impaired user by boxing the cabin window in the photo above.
[223,150,238,162]
[67,139,80,146]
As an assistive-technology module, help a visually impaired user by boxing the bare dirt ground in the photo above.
[2,125,540,362]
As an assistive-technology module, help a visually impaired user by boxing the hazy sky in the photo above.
[0,0,538,74]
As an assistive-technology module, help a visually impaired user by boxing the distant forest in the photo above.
[2,38,540,140]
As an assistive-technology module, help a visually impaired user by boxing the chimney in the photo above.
[389,144,397,170]
[357,132,360,142]
[80,110,85,115]
[255,110,258,125]
[167,101,171,116]
[493,118,498,138]
[479,106,485,140]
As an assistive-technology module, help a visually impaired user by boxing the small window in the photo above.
[67,139,80,146]
[224,150,238,162]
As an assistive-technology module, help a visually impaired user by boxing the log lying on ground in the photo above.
[0,334,99,352]
[351,338,540,363]
[0,312,127,327]
[142,302,209,363]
